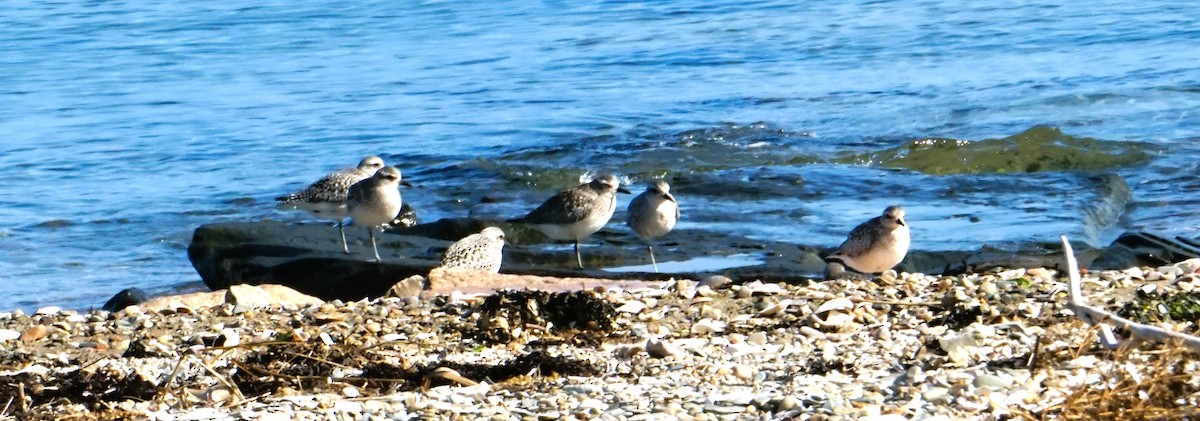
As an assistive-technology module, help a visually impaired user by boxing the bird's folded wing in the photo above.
[517,189,594,224]
[831,219,880,258]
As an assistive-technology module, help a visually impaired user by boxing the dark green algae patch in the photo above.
[468,124,1152,183]
[841,125,1155,175]
[1119,290,1200,324]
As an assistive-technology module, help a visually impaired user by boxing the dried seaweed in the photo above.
[1030,342,1200,420]
[473,289,617,344]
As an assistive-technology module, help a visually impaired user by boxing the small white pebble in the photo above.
[35,306,62,315]
[1123,267,1144,280]
[733,365,753,381]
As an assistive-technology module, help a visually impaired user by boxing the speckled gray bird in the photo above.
[439,226,506,273]
[346,166,407,262]
[825,205,910,279]
[276,156,385,254]
[626,179,679,273]
[508,173,630,269]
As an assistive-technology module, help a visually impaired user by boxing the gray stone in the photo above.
[226,284,324,309]
[386,275,426,299]
[137,291,225,313]
[102,288,150,312]
[128,284,324,314]
[698,275,732,289]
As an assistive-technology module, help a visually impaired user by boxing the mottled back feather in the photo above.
[277,168,364,204]
[833,217,889,258]
[277,156,384,205]
[440,227,506,273]
[511,184,601,225]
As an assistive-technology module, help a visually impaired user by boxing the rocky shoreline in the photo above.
[5,258,1200,419]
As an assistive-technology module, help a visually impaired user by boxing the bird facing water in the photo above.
[346,166,408,262]
[439,226,506,273]
[276,156,385,254]
[626,179,679,273]
[825,205,909,278]
[508,173,630,269]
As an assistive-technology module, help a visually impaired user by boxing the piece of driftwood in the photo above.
[1061,235,1200,351]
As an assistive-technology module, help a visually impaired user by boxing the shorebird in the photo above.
[276,156,385,254]
[346,166,408,262]
[626,179,679,273]
[825,205,910,279]
[439,226,506,273]
[508,173,630,269]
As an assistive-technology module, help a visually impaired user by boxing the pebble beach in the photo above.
[4,259,1200,420]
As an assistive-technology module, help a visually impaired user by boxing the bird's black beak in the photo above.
[400,180,414,187]
[662,193,675,202]
[618,187,632,194]
[897,218,906,226]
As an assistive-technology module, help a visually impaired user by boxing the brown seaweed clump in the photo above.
[473,289,617,344]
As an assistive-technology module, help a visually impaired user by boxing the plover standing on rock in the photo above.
[276,156,385,254]
[346,166,408,262]
[825,205,910,279]
[439,226,506,273]
[626,180,679,273]
[508,173,630,269]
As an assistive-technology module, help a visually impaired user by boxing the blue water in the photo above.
[2,0,1198,312]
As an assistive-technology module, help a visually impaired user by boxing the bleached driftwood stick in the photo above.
[1061,235,1200,351]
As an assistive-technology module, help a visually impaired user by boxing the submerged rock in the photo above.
[846,125,1155,175]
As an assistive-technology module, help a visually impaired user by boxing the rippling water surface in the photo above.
[2,0,1198,311]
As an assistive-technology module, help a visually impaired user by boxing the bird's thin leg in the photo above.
[575,240,584,269]
[648,244,658,273]
[369,228,381,262]
[338,220,350,254]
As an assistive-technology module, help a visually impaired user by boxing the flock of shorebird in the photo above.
[276,155,909,279]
